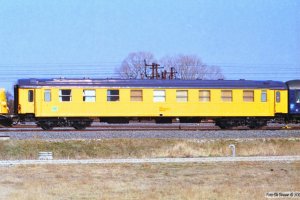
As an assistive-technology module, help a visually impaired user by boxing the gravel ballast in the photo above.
[0,129,300,140]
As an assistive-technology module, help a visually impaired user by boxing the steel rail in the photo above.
[1,124,299,132]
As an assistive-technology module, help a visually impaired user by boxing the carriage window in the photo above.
[296,91,300,103]
[107,90,119,101]
[44,89,51,102]
[59,89,72,102]
[176,90,188,102]
[221,90,232,102]
[130,90,143,101]
[153,90,166,102]
[83,90,96,102]
[28,90,34,102]
[199,90,210,102]
[276,91,280,103]
[261,90,267,102]
[243,90,254,102]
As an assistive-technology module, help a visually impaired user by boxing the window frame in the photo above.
[83,89,96,102]
[261,90,267,102]
[243,90,254,102]
[59,89,72,102]
[221,90,232,102]
[28,90,34,102]
[199,90,211,102]
[176,90,188,102]
[130,90,143,102]
[44,89,51,102]
[107,89,120,102]
[296,91,300,104]
[276,91,281,103]
[153,90,166,102]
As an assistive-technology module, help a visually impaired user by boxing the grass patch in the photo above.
[1,162,299,199]
[0,138,299,160]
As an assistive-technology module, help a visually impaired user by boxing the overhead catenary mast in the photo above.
[143,60,176,80]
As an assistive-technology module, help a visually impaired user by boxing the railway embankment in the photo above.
[0,137,299,160]
[1,135,299,199]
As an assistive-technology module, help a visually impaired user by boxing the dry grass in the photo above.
[0,162,299,200]
[1,138,299,199]
[0,138,299,160]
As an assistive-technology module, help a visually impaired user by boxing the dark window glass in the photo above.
[296,91,300,103]
[28,90,34,102]
[59,89,72,102]
[61,90,71,96]
[107,90,119,96]
[107,90,119,101]
[276,91,280,103]
[62,96,71,101]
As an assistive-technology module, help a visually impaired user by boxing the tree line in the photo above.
[4,52,224,114]
[115,51,224,80]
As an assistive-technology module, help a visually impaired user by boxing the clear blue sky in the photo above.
[0,0,299,92]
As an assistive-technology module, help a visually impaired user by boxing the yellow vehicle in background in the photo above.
[0,88,13,127]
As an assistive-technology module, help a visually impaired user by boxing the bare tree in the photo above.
[202,65,225,80]
[160,54,224,80]
[116,52,224,80]
[5,91,14,114]
[116,51,156,79]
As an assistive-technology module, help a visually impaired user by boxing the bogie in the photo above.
[37,118,93,130]
[215,118,269,129]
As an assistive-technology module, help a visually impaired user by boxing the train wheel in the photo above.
[215,119,235,129]
[40,123,54,131]
[72,120,92,130]
[38,121,54,131]
[247,120,267,129]
[73,124,87,130]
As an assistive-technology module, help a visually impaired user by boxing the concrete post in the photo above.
[228,144,236,157]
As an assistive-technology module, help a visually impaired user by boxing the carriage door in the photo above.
[274,90,288,114]
[274,90,280,114]
[19,89,35,114]
[27,89,35,113]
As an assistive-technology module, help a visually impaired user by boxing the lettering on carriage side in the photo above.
[159,107,170,112]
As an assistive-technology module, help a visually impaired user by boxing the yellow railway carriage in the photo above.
[14,78,288,130]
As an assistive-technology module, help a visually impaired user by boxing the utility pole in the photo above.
[144,60,162,79]
[144,60,177,80]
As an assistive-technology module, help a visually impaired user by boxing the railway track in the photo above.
[1,123,300,132]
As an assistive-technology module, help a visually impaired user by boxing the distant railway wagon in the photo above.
[14,78,291,130]
[0,89,12,127]
[286,80,300,119]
